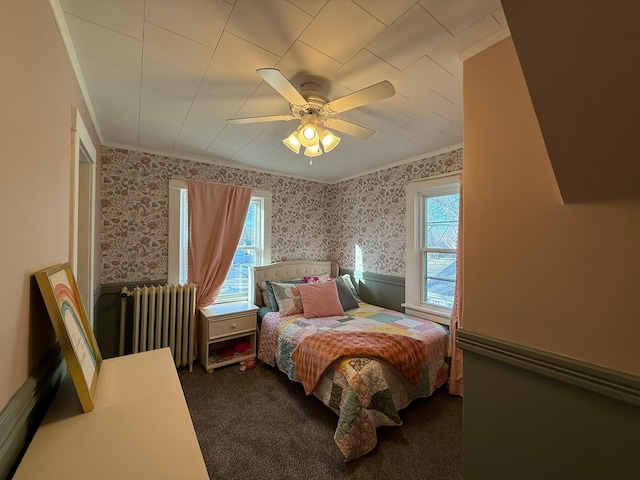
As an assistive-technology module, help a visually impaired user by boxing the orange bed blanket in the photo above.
[291,330,427,395]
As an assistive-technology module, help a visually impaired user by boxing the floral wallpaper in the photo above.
[327,149,463,277]
[100,147,462,283]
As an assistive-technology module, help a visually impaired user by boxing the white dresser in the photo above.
[14,348,208,479]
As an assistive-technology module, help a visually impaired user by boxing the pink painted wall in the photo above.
[463,38,640,375]
[0,0,99,410]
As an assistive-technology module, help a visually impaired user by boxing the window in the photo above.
[168,179,271,304]
[404,172,460,324]
[217,197,268,303]
[423,192,459,308]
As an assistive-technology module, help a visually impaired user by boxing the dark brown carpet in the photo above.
[178,361,462,480]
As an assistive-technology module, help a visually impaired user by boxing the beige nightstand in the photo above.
[199,301,258,372]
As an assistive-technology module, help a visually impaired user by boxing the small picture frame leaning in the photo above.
[35,263,102,412]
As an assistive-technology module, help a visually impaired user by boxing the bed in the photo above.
[250,260,451,461]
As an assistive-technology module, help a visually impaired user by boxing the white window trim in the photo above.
[216,196,271,304]
[168,179,272,303]
[403,171,461,326]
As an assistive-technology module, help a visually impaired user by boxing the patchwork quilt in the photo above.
[258,303,450,461]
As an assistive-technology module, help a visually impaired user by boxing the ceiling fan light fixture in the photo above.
[319,128,340,153]
[298,123,319,148]
[283,128,301,153]
[304,144,322,157]
[231,69,396,164]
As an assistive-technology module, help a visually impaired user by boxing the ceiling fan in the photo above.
[226,68,395,159]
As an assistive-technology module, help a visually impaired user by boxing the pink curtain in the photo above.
[448,180,464,396]
[187,180,253,309]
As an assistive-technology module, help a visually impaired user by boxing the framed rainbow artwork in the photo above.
[36,263,102,412]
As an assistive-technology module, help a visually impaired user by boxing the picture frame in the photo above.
[35,263,102,412]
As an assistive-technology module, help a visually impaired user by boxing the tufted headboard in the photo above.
[249,260,339,307]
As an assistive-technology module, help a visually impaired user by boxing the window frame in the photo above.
[216,196,269,304]
[168,179,271,304]
[404,171,461,325]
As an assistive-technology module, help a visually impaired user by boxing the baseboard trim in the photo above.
[0,349,65,479]
[457,329,640,407]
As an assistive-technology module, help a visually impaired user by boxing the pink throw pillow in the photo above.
[297,281,345,319]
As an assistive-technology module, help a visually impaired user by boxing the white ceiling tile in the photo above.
[145,0,231,48]
[60,0,144,39]
[138,130,177,151]
[140,88,192,119]
[391,56,454,100]
[374,126,423,144]
[431,74,462,104]
[419,0,502,35]
[138,104,184,145]
[60,0,489,181]
[230,150,266,164]
[139,104,186,146]
[64,13,142,71]
[179,110,226,140]
[427,15,500,75]
[288,0,329,17]
[96,106,139,141]
[332,49,399,92]
[171,137,207,157]
[173,111,224,154]
[257,146,298,166]
[209,32,280,83]
[190,91,243,119]
[385,92,451,121]
[204,139,244,159]
[226,0,312,56]
[366,5,451,70]
[299,0,385,64]
[402,116,459,141]
[78,56,141,109]
[143,23,213,78]
[234,140,280,158]
[231,141,280,165]
[199,67,258,109]
[352,0,415,26]
[276,41,343,88]
[91,93,139,125]
[216,122,270,143]
[142,61,201,100]
[433,101,463,125]
[404,112,459,137]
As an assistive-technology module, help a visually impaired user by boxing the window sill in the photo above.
[214,294,251,305]
[402,303,451,326]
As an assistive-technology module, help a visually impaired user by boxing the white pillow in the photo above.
[340,274,361,301]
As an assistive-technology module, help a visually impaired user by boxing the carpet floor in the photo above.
[179,361,462,480]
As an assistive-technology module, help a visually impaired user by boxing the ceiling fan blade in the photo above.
[256,68,308,107]
[226,114,295,125]
[324,81,395,114]
[323,118,375,139]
